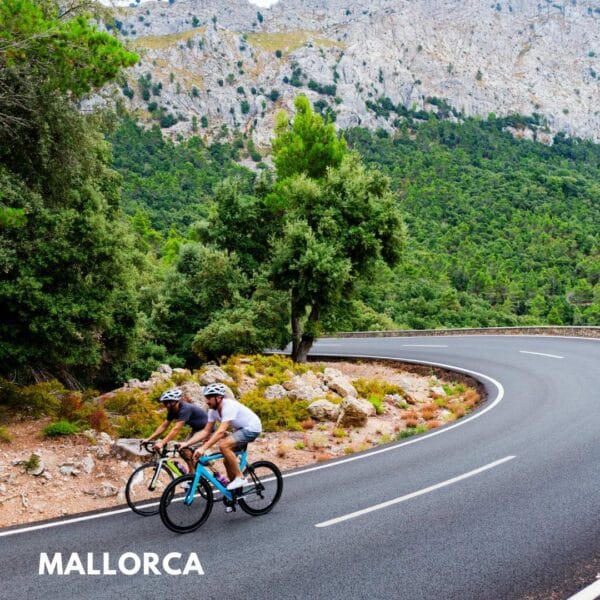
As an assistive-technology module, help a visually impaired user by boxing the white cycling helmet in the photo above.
[203,383,226,397]
[159,388,183,403]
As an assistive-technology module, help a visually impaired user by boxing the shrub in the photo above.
[0,426,12,443]
[87,408,112,433]
[397,425,426,439]
[300,419,315,430]
[43,420,79,437]
[240,389,309,431]
[57,393,83,421]
[24,453,40,471]
[425,420,441,430]
[0,379,65,417]
[294,441,306,450]
[332,427,347,438]
[353,378,404,398]
[367,395,385,415]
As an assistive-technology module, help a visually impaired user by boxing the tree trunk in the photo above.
[291,304,318,363]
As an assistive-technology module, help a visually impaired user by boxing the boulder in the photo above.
[178,381,207,408]
[336,397,375,428]
[307,400,340,422]
[113,438,150,459]
[283,373,326,401]
[157,364,173,376]
[198,365,234,385]
[264,384,288,400]
[323,368,357,398]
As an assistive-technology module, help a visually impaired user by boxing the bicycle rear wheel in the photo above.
[159,474,213,533]
[239,461,283,516]
[125,462,174,516]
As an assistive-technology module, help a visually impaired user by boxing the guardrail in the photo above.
[323,326,600,339]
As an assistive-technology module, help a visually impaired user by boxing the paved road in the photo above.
[1,335,599,600]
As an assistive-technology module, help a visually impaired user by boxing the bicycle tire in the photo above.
[238,461,283,516]
[159,474,213,533]
[125,461,174,516]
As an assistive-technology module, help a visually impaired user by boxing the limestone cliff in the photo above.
[99,0,600,145]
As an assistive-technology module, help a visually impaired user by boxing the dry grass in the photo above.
[300,419,315,430]
[426,420,442,430]
[404,418,419,428]
[134,27,205,50]
[420,407,438,420]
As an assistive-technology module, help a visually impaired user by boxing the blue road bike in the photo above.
[159,445,283,533]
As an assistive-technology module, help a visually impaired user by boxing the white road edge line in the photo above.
[519,350,564,359]
[402,344,448,348]
[0,354,505,537]
[315,455,516,528]
[566,578,600,600]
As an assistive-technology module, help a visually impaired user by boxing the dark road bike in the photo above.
[125,441,187,516]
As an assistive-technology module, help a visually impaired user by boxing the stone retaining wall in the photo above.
[324,326,600,339]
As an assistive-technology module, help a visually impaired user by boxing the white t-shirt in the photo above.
[208,398,262,433]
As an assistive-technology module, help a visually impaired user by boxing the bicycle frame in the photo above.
[148,453,184,490]
[183,449,248,505]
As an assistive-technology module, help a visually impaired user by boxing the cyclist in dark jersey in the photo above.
[142,388,208,473]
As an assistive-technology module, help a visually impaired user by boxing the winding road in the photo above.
[1,335,599,600]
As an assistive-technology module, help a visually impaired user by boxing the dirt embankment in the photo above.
[0,360,483,529]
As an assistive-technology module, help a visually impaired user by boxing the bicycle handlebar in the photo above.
[140,441,179,458]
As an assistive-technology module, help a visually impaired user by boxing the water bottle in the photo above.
[174,460,188,474]
[215,472,229,486]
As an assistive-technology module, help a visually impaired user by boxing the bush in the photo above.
[0,426,12,443]
[0,378,65,417]
[240,389,310,431]
[43,421,79,437]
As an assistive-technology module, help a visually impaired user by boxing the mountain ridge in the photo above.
[97,0,600,145]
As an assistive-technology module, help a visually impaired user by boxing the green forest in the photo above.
[1,1,599,389]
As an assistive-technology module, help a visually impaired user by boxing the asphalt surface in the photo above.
[1,335,599,600]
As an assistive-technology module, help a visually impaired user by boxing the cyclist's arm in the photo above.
[179,420,212,449]
[143,419,170,443]
[155,420,185,446]
[195,421,230,454]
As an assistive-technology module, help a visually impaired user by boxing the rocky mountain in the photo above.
[99,0,600,146]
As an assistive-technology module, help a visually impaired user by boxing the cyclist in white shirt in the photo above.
[179,383,262,490]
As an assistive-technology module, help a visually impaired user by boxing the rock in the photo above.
[113,439,149,460]
[198,365,234,385]
[431,385,447,397]
[0,483,6,494]
[81,456,95,474]
[98,432,113,445]
[307,400,340,422]
[26,454,45,477]
[336,397,375,428]
[283,373,325,401]
[59,465,79,476]
[384,393,407,407]
[178,381,208,408]
[323,368,357,398]
[264,384,288,400]
[84,482,119,498]
[157,364,173,376]
[172,368,192,377]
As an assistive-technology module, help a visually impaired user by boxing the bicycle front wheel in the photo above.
[159,474,213,533]
[125,462,174,516]
[239,461,283,516]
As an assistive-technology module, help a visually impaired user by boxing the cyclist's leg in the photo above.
[218,434,244,482]
[179,430,200,474]
[219,429,259,483]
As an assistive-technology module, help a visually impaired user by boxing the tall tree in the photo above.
[269,155,405,361]
[0,0,140,384]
